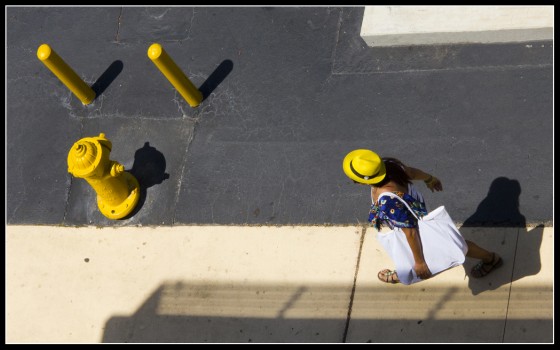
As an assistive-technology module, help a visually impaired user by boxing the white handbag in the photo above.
[376,191,468,285]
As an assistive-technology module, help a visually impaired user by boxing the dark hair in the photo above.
[373,157,411,188]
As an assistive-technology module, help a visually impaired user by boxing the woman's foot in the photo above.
[378,269,400,284]
[471,252,503,278]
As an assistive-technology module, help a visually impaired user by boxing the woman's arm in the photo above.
[401,227,432,279]
[403,165,443,192]
[403,166,431,181]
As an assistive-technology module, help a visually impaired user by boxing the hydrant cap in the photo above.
[67,139,102,177]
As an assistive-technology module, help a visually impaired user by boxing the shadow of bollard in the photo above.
[91,60,124,98]
[198,59,234,100]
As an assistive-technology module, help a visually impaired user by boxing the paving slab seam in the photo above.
[342,225,367,343]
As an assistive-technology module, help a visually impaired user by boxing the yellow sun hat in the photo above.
[342,149,386,184]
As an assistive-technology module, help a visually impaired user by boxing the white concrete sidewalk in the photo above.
[360,6,553,47]
[6,224,553,343]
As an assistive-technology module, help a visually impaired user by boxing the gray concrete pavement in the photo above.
[6,6,553,226]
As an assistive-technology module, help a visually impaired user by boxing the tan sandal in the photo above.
[378,269,400,284]
[471,253,503,278]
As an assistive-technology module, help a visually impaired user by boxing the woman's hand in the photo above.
[414,261,432,280]
[425,175,443,192]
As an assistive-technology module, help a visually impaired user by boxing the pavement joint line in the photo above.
[342,225,367,343]
[501,226,521,343]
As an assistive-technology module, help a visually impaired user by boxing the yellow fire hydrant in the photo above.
[67,133,140,220]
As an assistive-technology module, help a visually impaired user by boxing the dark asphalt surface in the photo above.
[6,6,553,227]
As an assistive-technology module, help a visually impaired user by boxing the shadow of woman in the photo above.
[460,177,544,295]
[122,142,170,219]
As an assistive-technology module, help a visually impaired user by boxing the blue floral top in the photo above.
[369,191,428,231]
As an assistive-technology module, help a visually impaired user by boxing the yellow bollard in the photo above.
[67,133,140,220]
[148,43,203,108]
[37,44,96,105]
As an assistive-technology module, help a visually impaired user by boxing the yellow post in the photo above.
[67,133,140,220]
[148,43,203,108]
[37,44,96,105]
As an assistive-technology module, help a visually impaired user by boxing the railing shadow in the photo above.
[102,282,340,343]
[100,280,552,343]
